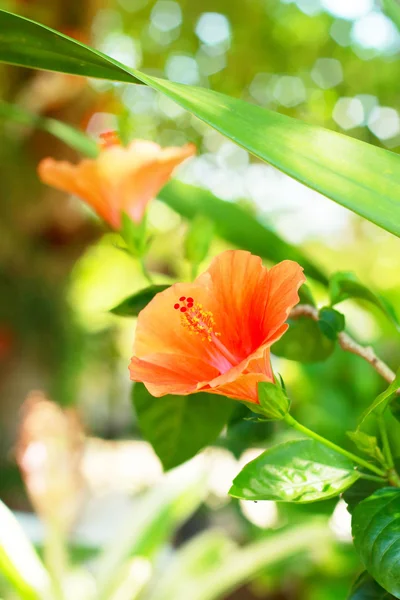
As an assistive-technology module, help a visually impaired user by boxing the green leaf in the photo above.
[1,11,400,238]
[0,10,140,83]
[144,530,235,600]
[348,571,396,600]
[343,478,385,515]
[160,181,327,285]
[110,285,170,317]
[229,439,360,502]
[0,101,99,157]
[95,466,205,600]
[145,521,329,600]
[184,214,215,268]
[329,272,400,332]
[382,0,400,32]
[257,380,290,420]
[132,383,234,470]
[352,488,400,598]
[347,430,385,464]
[358,370,400,428]
[272,316,335,363]
[223,403,274,458]
[318,306,346,341]
[390,395,400,424]
[298,284,317,307]
[0,500,51,600]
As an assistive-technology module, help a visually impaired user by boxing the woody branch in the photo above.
[289,304,396,385]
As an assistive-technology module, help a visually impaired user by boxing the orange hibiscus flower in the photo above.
[38,136,196,229]
[129,250,305,404]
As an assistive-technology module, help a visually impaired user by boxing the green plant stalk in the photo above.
[357,472,387,483]
[283,414,386,478]
[139,256,153,285]
[378,415,400,486]
[186,520,330,600]
[43,524,67,600]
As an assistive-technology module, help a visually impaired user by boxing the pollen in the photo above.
[182,303,220,341]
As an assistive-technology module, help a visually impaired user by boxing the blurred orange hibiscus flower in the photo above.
[130,250,305,404]
[38,135,196,229]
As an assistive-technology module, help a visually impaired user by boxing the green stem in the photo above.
[378,416,400,486]
[379,416,394,469]
[283,414,386,478]
[357,472,387,483]
[139,257,153,285]
[43,524,67,600]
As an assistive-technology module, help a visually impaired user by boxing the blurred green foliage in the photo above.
[1,0,400,598]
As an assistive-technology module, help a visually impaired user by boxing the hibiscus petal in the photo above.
[98,142,196,224]
[129,352,218,397]
[263,260,306,342]
[203,250,271,360]
[200,372,273,404]
[38,158,119,227]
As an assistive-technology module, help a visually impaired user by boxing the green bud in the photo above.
[120,211,148,257]
[256,379,291,420]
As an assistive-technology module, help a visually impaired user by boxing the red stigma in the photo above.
[179,296,186,302]
[174,303,180,310]
[180,307,187,313]
[187,297,193,303]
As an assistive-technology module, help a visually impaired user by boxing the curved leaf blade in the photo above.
[229,439,360,502]
[110,285,170,317]
[358,369,400,428]
[348,571,396,599]
[329,272,400,332]
[0,101,99,157]
[143,75,400,239]
[1,10,400,237]
[382,0,400,32]
[95,467,206,600]
[0,500,51,600]
[146,521,329,600]
[132,383,233,471]
[0,9,138,83]
[343,479,384,516]
[160,181,328,284]
[352,488,400,598]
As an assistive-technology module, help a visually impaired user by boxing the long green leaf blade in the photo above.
[382,0,400,32]
[0,9,138,83]
[0,501,51,600]
[95,468,206,600]
[0,101,99,157]
[1,10,400,236]
[160,182,328,284]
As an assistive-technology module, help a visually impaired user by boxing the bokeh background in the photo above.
[1,0,400,598]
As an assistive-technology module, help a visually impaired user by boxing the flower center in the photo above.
[173,296,238,367]
[99,130,121,150]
